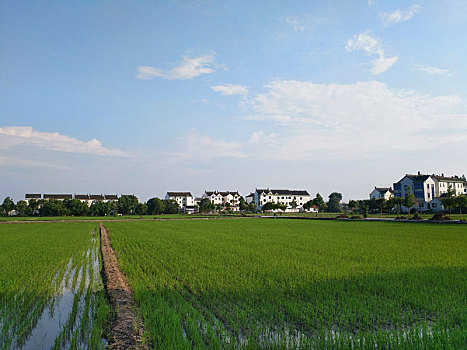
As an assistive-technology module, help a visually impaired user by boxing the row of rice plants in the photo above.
[0,223,109,349]
[106,219,466,349]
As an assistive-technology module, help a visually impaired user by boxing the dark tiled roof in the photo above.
[246,193,254,197]
[75,194,90,200]
[167,192,192,197]
[434,175,464,182]
[256,188,310,196]
[43,194,73,199]
[375,187,393,194]
[406,174,431,182]
[25,194,41,199]
[90,195,104,200]
[104,194,118,200]
[205,191,239,196]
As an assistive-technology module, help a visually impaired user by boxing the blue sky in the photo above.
[1,0,466,202]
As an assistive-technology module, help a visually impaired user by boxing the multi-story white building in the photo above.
[245,193,255,205]
[203,191,241,211]
[432,174,465,197]
[165,192,196,213]
[393,172,466,213]
[369,187,394,200]
[253,188,311,212]
[43,194,73,201]
[25,193,41,204]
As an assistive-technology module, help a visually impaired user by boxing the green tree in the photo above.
[348,200,358,215]
[392,197,404,216]
[90,201,111,216]
[326,192,342,213]
[135,203,148,215]
[262,202,276,212]
[64,199,88,216]
[16,200,31,216]
[290,199,298,210]
[239,197,247,211]
[118,195,139,215]
[403,190,416,215]
[147,197,166,215]
[163,199,180,214]
[312,193,325,217]
[454,195,467,220]
[248,203,257,213]
[440,186,456,219]
[376,198,386,217]
[40,199,69,216]
[198,198,214,213]
[1,197,16,215]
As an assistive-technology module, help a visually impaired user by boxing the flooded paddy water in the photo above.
[0,228,109,350]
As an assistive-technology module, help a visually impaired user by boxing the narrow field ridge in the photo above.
[100,223,147,349]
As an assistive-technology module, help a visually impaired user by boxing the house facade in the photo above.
[432,175,465,197]
[369,187,394,200]
[165,192,196,213]
[393,172,466,213]
[203,191,241,211]
[253,188,311,212]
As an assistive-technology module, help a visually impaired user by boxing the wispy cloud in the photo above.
[241,80,467,160]
[211,84,249,96]
[346,31,398,74]
[379,5,420,27]
[284,15,310,32]
[136,54,220,80]
[413,64,453,76]
[0,126,134,157]
[172,130,245,163]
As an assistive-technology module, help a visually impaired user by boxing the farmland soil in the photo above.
[100,223,147,349]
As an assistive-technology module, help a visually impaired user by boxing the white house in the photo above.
[43,194,73,201]
[392,172,466,213]
[25,194,41,204]
[165,192,196,213]
[203,191,241,211]
[245,193,255,204]
[253,188,311,212]
[369,187,394,200]
[432,174,466,197]
[393,173,437,213]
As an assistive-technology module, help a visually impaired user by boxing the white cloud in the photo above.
[248,131,279,144]
[368,0,374,7]
[379,5,420,26]
[284,15,309,32]
[136,54,220,80]
[346,31,398,74]
[211,84,249,96]
[0,126,134,157]
[173,130,245,162]
[413,64,453,76]
[241,80,467,160]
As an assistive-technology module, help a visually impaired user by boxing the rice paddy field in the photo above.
[0,223,109,350]
[105,219,467,349]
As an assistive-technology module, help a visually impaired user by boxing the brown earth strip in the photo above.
[100,223,147,349]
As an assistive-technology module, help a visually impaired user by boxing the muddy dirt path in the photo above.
[100,223,147,349]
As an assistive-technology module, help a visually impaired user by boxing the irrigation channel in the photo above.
[1,225,148,350]
[99,224,147,349]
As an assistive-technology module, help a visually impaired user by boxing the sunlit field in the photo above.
[0,223,109,349]
[105,219,467,349]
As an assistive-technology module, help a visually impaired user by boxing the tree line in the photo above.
[0,195,181,217]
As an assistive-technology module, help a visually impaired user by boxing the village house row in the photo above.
[24,189,316,214]
[23,172,466,214]
[370,172,467,213]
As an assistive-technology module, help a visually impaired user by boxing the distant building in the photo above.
[245,193,255,205]
[103,194,118,202]
[369,187,394,200]
[253,188,311,212]
[203,191,241,211]
[393,172,466,213]
[43,194,73,201]
[25,194,41,204]
[165,192,196,213]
